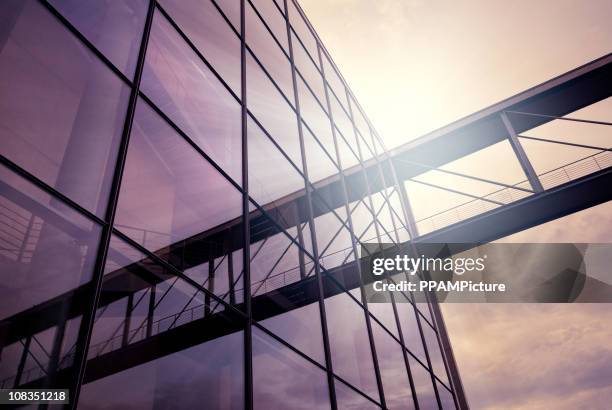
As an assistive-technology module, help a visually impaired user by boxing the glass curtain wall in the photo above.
[0,0,456,408]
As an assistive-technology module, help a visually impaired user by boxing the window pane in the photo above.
[251,0,289,52]
[422,321,449,386]
[0,164,99,389]
[372,322,414,410]
[81,329,244,409]
[49,0,148,78]
[321,52,348,109]
[115,99,242,255]
[335,378,381,409]
[253,327,330,409]
[247,54,302,171]
[293,32,326,109]
[160,0,241,95]
[287,0,318,68]
[259,301,325,365]
[248,117,305,207]
[396,301,427,364]
[325,288,379,401]
[303,126,339,183]
[0,0,129,217]
[438,384,456,409]
[0,164,100,319]
[142,11,242,184]
[410,359,438,410]
[298,77,336,163]
[246,1,293,105]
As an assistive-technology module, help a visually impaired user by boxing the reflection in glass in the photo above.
[160,0,242,95]
[410,358,438,410]
[325,289,379,401]
[395,301,427,364]
[0,0,129,217]
[246,1,293,105]
[252,327,330,409]
[335,378,381,409]
[115,99,242,254]
[0,164,97,389]
[81,330,244,409]
[259,301,325,365]
[247,54,302,171]
[372,321,413,409]
[142,11,242,183]
[49,0,148,78]
[422,320,449,386]
[0,165,100,319]
[248,117,305,207]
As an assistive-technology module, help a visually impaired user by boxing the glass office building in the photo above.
[0,0,461,408]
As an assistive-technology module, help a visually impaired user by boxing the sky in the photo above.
[299,0,612,408]
[299,0,612,150]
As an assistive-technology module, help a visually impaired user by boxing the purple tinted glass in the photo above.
[160,0,241,95]
[410,358,438,410]
[372,321,414,409]
[0,164,101,319]
[248,117,305,207]
[141,12,242,184]
[49,0,148,78]
[325,290,380,401]
[81,329,244,409]
[115,99,242,253]
[252,327,330,409]
[335,378,381,409]
[246,54,302,171]
[0,1,129,217]
[246,2,294,105]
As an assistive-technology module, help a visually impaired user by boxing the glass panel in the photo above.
[246,1,293,105]
[0,0,129,217]
[335,378,381,409]
[330,93,354,146]
[368,303,399,339]
[250,214,309,294]
[251,0,289,52]
[142,11,242,184]
[81,329,244,409]
[259,301,325,365]
[160,0,241,95]
[410,359,438,410]
[248,117,305,207]
[0,164,99,389]
[372,321,414,410]
[325,287,379,401]
[337,130,360,170]
[49,0,148,78]
[115,99,242,256]
[252,327,330,409]
[321,52,348,109]
[286,0,318,68]
[303,126,339,183]
[395,301,427,364]
[312,200,354,272]
[298,77,336,163]
[247,54,302,171]
[0,164,101,319]
[422,321,449,386]
[215,0,241,32]
[293,32,326,111]
[438,384,456,409]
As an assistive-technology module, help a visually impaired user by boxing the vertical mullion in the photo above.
[68,1,156,408]
[346,92,420,409]
[240,0,253,408]
[317,44,387,409]
[285,1,337,408]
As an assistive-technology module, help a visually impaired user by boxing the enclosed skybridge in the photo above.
[1,47,610,410]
